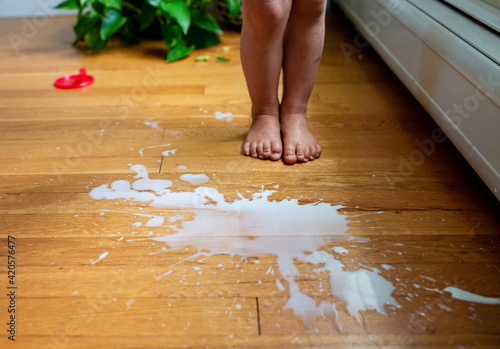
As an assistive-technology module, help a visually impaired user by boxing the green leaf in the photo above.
[91,1,106,16]
[145,0,161,7]
[74,16,98,38]
[84,25,106,50]
[161,22,182,49]
[191,10,222,35]
[186,24,221,49]
[160,0,190,35]
[140,1,156,31]
[225,0,241,19]
[88,8,101,20]
[161,22,193,62]
[119,20,140,44]
[166,42,194,62]
[216,55,230,62]
[195,55,210,61]
[100,9,126,40]
[97,0,121,11]
[55,0,79,10]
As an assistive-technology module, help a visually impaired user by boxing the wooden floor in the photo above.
[1,8,500,349]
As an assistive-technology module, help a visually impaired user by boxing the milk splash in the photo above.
[214,111,233,122]
[91,252,109,265]
[89,164,399,328]
[180,174,210,185]
[444,287,500,305]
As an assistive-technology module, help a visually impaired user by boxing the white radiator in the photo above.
[334,0,500,201]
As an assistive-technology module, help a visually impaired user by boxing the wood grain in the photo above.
[1,7,499,349]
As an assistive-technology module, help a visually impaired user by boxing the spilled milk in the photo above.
[444,287,500,305]
[89,164,399,328]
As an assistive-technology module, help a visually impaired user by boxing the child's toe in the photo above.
[263,141,272,157]
[250,142,258,158]
[257,142,264,158]
[243,142,251,156]
[284,144,297,164]
[315,144,322,158]
[303,146,311,162]
[270,141,282,161]
[296,144,305,162]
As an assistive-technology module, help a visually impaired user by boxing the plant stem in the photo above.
[156,13,165,26]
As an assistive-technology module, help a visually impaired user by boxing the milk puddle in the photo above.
[90,164,399,328]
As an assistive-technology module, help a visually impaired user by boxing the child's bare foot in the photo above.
[243,114,282,160]
[281,113,322,164]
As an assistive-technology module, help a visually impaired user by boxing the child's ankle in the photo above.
[279,104,308,116]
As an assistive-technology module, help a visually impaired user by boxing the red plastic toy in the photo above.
[54,67,94,89]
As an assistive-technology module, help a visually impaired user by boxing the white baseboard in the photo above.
[0,0,76,18]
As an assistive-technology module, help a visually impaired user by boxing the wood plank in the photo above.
[9,297,258,336]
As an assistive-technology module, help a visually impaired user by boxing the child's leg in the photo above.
[241,0,292,160]
[280,0,326,164]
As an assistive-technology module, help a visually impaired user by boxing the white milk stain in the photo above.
[156,270,173,280]
[180,174,210,185]
[419,275,436,282]
[162,149,177,156]
[214,111,233,122]
[276,279,286,292]
[91,252,109,265]
[126,299,135,309]
[444,287,500,305]
[166,130,184,136]
[145,216,164,226]
[144,121,160,129]
[332,246,349,254]
[89,164,399,328]
[413,284,442,293]
[102,210,166,227]
[138,144,171,157]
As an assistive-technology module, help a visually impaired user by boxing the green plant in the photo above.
[55,0,240,62]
